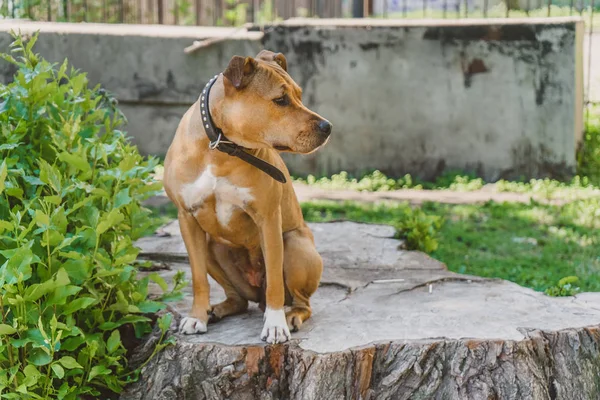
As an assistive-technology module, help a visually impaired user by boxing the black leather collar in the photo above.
[200,75,287,184]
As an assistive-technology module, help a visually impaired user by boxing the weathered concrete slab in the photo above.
[123,221,600,400]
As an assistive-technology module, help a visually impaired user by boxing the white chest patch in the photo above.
[180,166,253,227]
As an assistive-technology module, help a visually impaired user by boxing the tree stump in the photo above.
[121,222,600,400]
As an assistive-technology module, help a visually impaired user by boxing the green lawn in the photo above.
[147,195,600,293]
[301,199,600,293]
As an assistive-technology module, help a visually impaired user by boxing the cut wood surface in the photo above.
[122,222,600,400]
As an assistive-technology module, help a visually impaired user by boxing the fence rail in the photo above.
[1,0,599,26]
[0,0,344,25]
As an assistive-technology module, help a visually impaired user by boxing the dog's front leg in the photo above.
[258,208,290,344]
[178,211,211,334]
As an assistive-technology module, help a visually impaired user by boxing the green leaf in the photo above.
[96,209,124,235]
[23,365,41,380]
[44,195,62,205]
[136,300,165,314]
[55,267,70,286]
[58,356,83,369]
[51,363,65,379]
[558,276,579,286]
[0,220,13,233]
[158,313,173,332]
[22,175,45,186]
[22,364,42,388]
[62,297,97,315]
[24,268,71,302]
[47,285,82,306]
[99,315,151,330]
[38,159,62,192]
[11,337,33,348]
[148,273,168,292]
[107,330,121,354]
[5,187,23,200]
[22,329,47,348]
[61,336,85,352]
[34,209,50,227]
[0,160,6,194]
[138,181,163,194]
[0,324,16,335]
[0,245,36,284]
[52,235,79,254]
[50,314,58,333]
[0,143,21,151]
[114,188,132,208]
[25,32,38,53]
[159,292,185,303]
[28,348,52,366]
[58,151,91,174]
[62,259,90,284]
[88,365,111,381]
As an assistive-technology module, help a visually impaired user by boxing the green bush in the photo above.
[394,207,442,253]
[296,170,421,192]
[0,33,174,398]
[579,108,600,186]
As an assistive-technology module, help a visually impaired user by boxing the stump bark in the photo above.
[121,222,600,400]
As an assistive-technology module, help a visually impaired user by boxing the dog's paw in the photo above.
[179,316,208,334]
[260,308,291,344]
[286,313,302,333]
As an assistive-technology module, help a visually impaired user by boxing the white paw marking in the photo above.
[261,307,290,344]
[179,165,253,228]
[179,317,208,334]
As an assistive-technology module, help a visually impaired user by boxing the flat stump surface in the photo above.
[122,221,600,400]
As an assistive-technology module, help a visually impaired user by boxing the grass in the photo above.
[147,181,600,294]
[146,194,600,294]
[301,199,600,293]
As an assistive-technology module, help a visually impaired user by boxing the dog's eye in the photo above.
[273,94,290,106]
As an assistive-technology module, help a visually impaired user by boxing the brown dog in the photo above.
[163,50,331,344]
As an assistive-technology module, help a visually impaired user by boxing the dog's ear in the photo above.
[223,56,257,89]
[256,49,287,72]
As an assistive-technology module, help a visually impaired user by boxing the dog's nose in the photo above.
[318,120,332,137]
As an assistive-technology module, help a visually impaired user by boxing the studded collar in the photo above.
[200,75,287,184]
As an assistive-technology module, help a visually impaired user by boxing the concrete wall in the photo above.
[0,18,583,181]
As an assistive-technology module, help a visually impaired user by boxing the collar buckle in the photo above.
[208,132,233,150]
[208,133,223,150]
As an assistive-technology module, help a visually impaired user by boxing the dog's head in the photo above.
[216,50,332,154]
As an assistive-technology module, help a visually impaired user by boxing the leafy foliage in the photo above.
[393,208,442,253]
[295,170,421,192]
[544,276,581,297]
[300,201,442,254]
[294,170,600,197]
[579,106,600,186]
[0,33,174,398]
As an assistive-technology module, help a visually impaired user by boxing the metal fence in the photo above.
[0,0,344,25]
[1,0,599,25]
